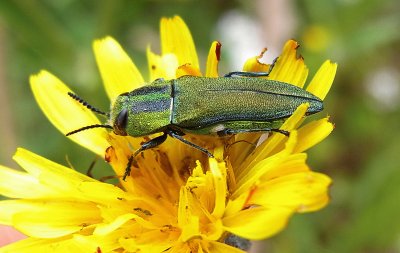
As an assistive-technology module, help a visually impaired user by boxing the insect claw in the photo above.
[123,155,134,181]
[271,129,290,136]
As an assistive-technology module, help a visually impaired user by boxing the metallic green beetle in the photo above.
[68,72,323,180]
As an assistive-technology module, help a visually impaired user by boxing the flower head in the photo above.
[0,16,337,252]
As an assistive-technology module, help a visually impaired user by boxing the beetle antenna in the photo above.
[68,92,110,117]
[66,124,113,136]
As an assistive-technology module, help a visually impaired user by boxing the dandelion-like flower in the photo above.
[0,16,337,252]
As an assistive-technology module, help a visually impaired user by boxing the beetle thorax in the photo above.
[110,86,172,137]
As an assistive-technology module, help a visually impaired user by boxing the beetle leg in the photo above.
[224,71,270,78]
[153,77,165,83]
[268,56,278,73]
[123,133,168,180]
[224,57,279,78]
[167,130,214,158]
[123,156,134,181]
[271,129,289,136]
[217,128,289,137]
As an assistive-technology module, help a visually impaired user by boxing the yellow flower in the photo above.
[0,16,337,252]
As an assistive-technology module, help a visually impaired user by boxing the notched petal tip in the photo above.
[243,48,270,73]
[285,39,301,50]
[176,64,202,78]
[269,40,308,87]
[29,70,62,89]
[205,41,222,78]
[214,41,222,61]
[93,36,115,46]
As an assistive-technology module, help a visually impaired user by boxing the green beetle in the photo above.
[68,71,323,179]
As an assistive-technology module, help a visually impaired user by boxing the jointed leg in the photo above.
[168,130,214,157]
[224,57,279,78]
[217,128,289,137]
[123,132,168,180]
[123,129,217,180]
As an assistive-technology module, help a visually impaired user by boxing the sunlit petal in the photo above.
[295,117,334,153]
[0,165,55,199]
[30,71,109,156]
[223,207,293,240]
[242,48,270,73]
[306,60,337,100]
[160,16,199,69]
[147,48,179,80]
[208,241,246,253]
[205,41,221,77]
[176,64,202,78]
[3,16,337,252]
[268,40,308,88]
[93,36,144,101]
[0,200,100,238]
[249,172,332,212]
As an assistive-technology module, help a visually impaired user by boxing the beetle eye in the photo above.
[114,108,128,136]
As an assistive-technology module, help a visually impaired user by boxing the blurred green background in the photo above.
[0,0,399,252]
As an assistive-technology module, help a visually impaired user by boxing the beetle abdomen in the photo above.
[172,76,322,130]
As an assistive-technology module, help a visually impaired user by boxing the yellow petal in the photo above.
[237,104,307,176]
[178,187,200,241]
[0,200,101,238]
[119,230,173,252]
[223,206,293,240]
[11,148,110,204]
[250,172,332,212]
[77,181,133,204]
[208,241,246,253]
[306,60,337,100]
[269,40,308,88]
[279,104,309,131]
[0,200,33,225]
[93,213,136,236]
[205,41,221,77]
[224,192,248,217]
[294,117,334,153]
[260,153,310,181]
[242,48,270,73]
[176,64,202,78]
[0,233,114,252]
[210,159,227,218]
[73,234,117,252]
[233,132,297,199]
[237,120,302,185]
[160,16,199,69]
[0,165,56,199]
[13,148,93,183]
[164,242,188,253]
[93,36,144,101]
[228,133,260,168]
[234,151,287,199]
[147,48,179,80]
[0,237,78,253]
[30,71,109,156]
